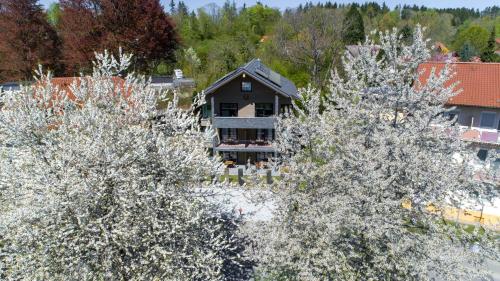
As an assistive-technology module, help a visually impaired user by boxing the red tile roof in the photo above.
[418,62,500,109]
[48,76,127,101]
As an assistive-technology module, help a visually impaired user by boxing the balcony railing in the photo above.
[214,139,276,152]
[459,126,500,145]
[212,116,276,129]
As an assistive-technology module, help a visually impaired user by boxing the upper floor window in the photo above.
[256,103,274,117]
[241,81,252,92]
[201,103,211,118]
[220,103,238,117]
[480,112,496,128]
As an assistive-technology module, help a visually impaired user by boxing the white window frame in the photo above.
[241,81,252,92]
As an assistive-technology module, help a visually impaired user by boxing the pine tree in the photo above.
[459,41,478,61]
[399,24,413,45]
[342,5,365,45]
[169,0,175,14]
[0,0,60,82]
[480,27,499,62]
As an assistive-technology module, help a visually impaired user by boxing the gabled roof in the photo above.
[418,62,500,109]
[204,59,299,99]
[49,76,127,101]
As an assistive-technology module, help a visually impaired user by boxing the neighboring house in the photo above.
[48,77,127,101]
[430,42,459,62]
[150,69,195,92]
[1,82,24,108]
[418,62,500,163]
[201,59,299,166]
[0,82,21,92]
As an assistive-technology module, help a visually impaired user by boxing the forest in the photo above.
[0,0,499,90]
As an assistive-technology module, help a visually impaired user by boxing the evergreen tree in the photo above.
[459,41,478,61]
[177,1,188,16]
[480,27,499,62]
[342,5,365,45]
[169,0,175,14]
[0,0,61,82]
[399,24,413,45]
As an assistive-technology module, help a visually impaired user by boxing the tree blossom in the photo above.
[255,26,499,280]
[0,51,253,280]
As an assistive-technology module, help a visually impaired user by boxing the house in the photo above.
[149,69,195,92]
[47,76,127,101]
[430,42,459,62]
[0,82,21,92]
[418,62,500,161]
[201,59,299,166]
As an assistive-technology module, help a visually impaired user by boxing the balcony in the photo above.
[212,116,276,129]
[460,126,500,145]
[214,139,276,152]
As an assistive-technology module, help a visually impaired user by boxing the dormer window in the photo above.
[241,81,252,92]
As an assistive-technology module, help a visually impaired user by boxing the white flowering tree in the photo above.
[255,26,499,280]
[0,51,253,280]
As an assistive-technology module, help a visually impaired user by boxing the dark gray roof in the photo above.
[0,82,21,92]
[151,76,174,84]
[204,59,299,99]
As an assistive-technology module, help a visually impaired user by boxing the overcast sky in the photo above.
[39,0,498,11]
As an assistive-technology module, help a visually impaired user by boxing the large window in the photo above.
[480,112,496,128]
[256,152,274,162]
[220,128,237,142]
[256,103,274,117]
[222,151,237,162]
[241,81,252,92]
[201,103,211,118]
[257,129,274,141]
[220,103,238,117]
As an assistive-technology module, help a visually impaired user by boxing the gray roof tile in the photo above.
[204,59,299,99]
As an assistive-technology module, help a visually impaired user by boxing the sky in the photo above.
[39,0,498,11]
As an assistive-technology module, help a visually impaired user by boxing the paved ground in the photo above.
[210,188,500,279]
[485,259,500,281]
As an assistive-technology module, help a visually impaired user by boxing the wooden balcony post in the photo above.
[211,96,215,118]
[274,94,279,116]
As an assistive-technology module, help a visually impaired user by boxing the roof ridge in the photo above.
[423,62,500,65]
